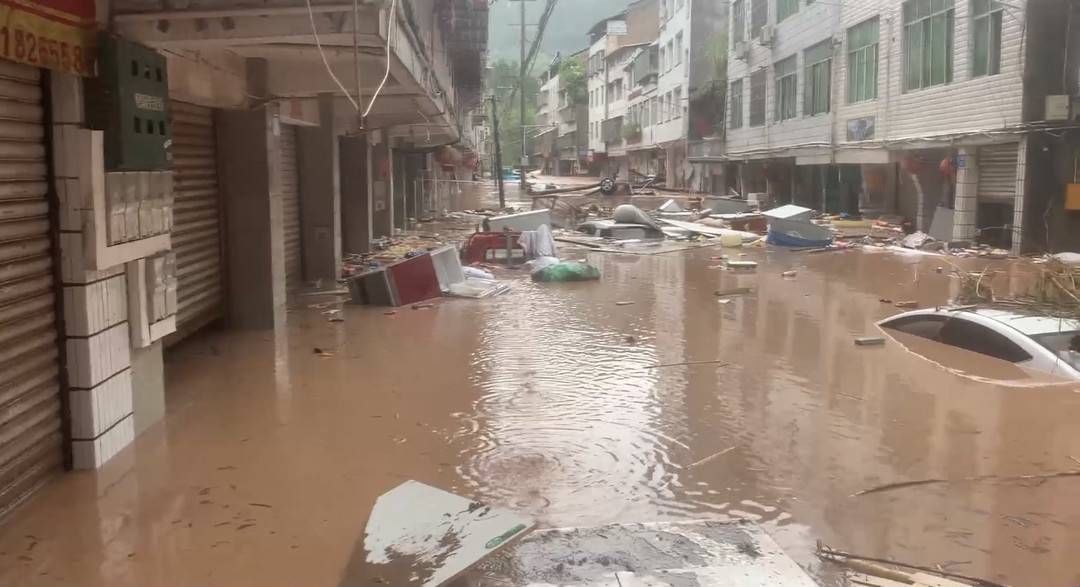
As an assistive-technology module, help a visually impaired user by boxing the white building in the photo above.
[725,0,1051,252]
[533,58,562,174]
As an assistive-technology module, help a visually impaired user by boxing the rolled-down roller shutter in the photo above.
[977,143,1019,204]
[0,62,63,518]
[279,125,303,291]
[169,102,224,339]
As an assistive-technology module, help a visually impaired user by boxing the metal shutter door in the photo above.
[0,62,63,518]
[280,125,302,291]
[977,143,1019,204]
[170,102,224,339]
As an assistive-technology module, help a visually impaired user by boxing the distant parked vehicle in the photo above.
[879,307,1080,380]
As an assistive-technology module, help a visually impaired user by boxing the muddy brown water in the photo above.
[1,239,1079,586]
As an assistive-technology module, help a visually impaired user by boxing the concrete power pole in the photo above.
[519,0,528,193]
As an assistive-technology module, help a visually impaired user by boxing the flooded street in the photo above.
[2,237,1080,586]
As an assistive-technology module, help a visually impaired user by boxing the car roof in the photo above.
[887,306,1080,336]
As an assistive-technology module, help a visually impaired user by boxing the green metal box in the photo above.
[86,34,171,171]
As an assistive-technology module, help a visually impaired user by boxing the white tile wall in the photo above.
[63,274,127,337]
[59,232,125,284]
[66,322,131,389]
[69,369,133,440]
[72,414,134,470]
[726,0,1027,157]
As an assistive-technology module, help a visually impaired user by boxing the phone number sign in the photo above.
[0,0,96,76]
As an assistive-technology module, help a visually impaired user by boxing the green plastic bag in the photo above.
[532,261,601,283]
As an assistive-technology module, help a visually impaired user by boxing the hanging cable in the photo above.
[364,0,399,119]
[305,0,359,111]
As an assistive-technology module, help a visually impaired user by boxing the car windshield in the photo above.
[1031,331,1080,371]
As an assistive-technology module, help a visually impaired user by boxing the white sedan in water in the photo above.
[878,307,1080,380]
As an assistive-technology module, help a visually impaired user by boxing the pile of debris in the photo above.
[955,256,1080,320]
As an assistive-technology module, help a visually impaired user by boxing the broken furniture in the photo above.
[462,231,526,265]
[346,253,442,307]
[486,209,553,232]
[359,481,533,586]
[763,205,834,248]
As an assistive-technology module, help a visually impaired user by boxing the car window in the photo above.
[881,315,949,340]
[938,318,1033,363]
[1031,331,1080,371]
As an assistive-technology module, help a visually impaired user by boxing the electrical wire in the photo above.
[364,0,399,119]
[305,0,359,111]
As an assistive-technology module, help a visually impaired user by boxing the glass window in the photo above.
[777,0,798,22]
[750,69,766,127]
[938,319,1032,363]
[903,0,954,91]
[1032,331,1080,371]
[751,0,767,38]
[774,55,798,122]
[674,87,682,118]
[881,315,949,339]
[675,33,684,66]
[666,40,674,71]
[972,0,1003,77]
[847,17,880,103]
[732,0,746,45]
[729,79,744,129]
[804,39,832,116]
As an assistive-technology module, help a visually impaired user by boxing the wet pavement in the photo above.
[2,235,1080,586]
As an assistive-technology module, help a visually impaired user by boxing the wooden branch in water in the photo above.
[817,544,1012,587]
[687,446,736,469]
[852,470,1080,497]
[647,360,730,370]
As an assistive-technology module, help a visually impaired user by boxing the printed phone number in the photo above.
[0,26,93,75]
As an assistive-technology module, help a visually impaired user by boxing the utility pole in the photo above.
[519,0,528,192]
[490,94,506,209]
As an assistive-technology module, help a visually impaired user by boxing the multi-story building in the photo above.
[533,57,562,174]
[0,0,488,517]
[586,0,659,176]
[557,50,591,175]
[724,0,1080,253]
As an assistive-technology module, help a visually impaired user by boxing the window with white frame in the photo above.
[749,69,766,127]
[777,0,797,22]
[803,39,832,116]
[751,0,767,38]
[732,0,746,45]
[675,33,683,66]
[660,46,666,72]
[729,79,744,129]
[666,40,674,71]
[674,87,683,118]
[774,55,797,121]
[971,0,1003,77]
[847,17,879,103]
[902,0,954,91]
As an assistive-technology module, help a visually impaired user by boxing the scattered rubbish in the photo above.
[325,310,345,323]
[781,270,798,278]
[1052,252,1080,266]
[532,261,601,283]
[851,469,1080,497]
[982,248,1010,259]
[301,288,350,297]
[348,254,443,307]
[658,198,683,213]
[577,219,660,240]
[659,217,760,243]
[448,279,510,298]
[383,311,397,316]
[313,348,334,358]
[248,503,273,509]
[703,195,755,215]
[762,205,834,248]
[717,299,732,305]
[361,481,533,587]
[936,266,945,274]
[615,301,635,306]
[411,303,435,310]
[688,446,737,469]
[900,231,934,250]
[762,204,815,222]
[612,204,665,231]
[894,301,919,308]
[855,337,886,347]
[726,260,758,270]
[879,298,893,304]
[818,544,1008,587]
[462,266,495,280]
[461,231,525,265]
[486,209,553,233]
[715,287,754,297]
[518,224,559,259]
[648,359,730,370]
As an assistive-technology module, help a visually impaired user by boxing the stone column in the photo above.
[952,147,979,242]
[298,94,342,282]
[340,134,371,254]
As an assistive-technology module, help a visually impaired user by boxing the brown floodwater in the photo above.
[1,237,1079,587]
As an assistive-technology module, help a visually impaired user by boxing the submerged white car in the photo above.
[878,307,1080,380]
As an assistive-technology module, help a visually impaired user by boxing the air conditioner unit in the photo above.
[734,41,749,60]
[1045,94,1080,122]
[759,25,775,46]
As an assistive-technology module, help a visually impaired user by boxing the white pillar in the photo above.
[953,147,979,242]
